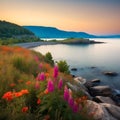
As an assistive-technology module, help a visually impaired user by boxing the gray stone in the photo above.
[93,96,116,105]
[103,72,118,77]
[90,86,112,97]
[74,77,86,85]
[101,103,120,120]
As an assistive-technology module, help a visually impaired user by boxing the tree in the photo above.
[44,52,54,65]
[57,60,70,74]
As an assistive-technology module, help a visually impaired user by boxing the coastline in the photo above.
[14,41,59,48]
[14,40,104,48]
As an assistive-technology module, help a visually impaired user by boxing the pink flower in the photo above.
[35,81,40,89]
[58,78,63,89]
[68,95,74,108]
[37,72,45,81]
[72,101,79,113]
[47,79,54,92]
[53,65,58,78]
[34,56,39,62]
[63,86,69,101]
[39,63,43,69]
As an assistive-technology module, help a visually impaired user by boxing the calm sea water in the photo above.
[32,39,120,89]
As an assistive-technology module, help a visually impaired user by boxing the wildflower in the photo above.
[34,56,39,62]
[22,106,28,113]
[39,63,43,69]
[68,95,74,108]
[2,91,13,101]
[63,86,69,101]
[18,79,23,83]
[26,81,31,85]
[35,81,40,89]
[45,73,49,78]
[10,83,16,87]
[20,89,29,95]
[47,79,54,92]
[58,78,63,89]
[37,72,45,81]
[14,92,23,97]
[72,101,79,113]
[44,89,49,94]
[37,98,41,104]
[53,65,58,78]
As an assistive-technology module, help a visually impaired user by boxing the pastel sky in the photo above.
[0,0,120,35]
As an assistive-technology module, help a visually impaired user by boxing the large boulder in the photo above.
[90,86,112,97]
[84,79,100,89]
[93,96,116,105]
[101,103,120,120]
[86,100,117,120]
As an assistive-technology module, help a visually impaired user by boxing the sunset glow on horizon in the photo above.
[0,0,120,35]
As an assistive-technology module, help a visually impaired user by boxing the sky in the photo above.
[0,0,120,35]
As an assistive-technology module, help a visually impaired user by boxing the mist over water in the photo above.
[33,39,120,89]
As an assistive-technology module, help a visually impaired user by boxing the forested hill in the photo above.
[0,20,34,38]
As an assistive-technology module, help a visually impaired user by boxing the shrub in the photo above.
[57,60,70,74]
[44,52,54,65]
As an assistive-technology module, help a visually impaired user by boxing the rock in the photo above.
[67,82,92,100]
[86,100,117,120]
[71,68,77,71]
[103,72,118,77]
[84,79,101,89]
[91,79,101,83]
[74,77,86,85]
[91,66,97,69]
[93,96,116,105]
[90,86,112,97]
[101,103,120,120]
[112,89,120,106]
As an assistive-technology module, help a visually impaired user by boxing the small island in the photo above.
[57,38,104,44]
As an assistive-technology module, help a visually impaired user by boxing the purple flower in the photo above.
[53,65,58,78]
[68,95,74,108]
[72,102,79,113]
[63,86,69,101]
[37,72,45,81]
[47,79,54,92]
[58,78,63,89]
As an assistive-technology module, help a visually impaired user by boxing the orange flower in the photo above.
[37,98,41,105]
[45,73,50,78]
[20,89,29,95]
[26,81,31,85]
[18,80,23,83]
[22,106,28,113]
[10,83,16,87]
[44,89,49,94]
[2,91,13,101]
[14,92,23,97]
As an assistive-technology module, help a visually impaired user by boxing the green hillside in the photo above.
[0,20,34,38]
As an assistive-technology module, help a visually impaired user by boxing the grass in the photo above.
[0,45,93,120]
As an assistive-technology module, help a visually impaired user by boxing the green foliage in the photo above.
[25,89,38,113]
[44,52,54,65]
[0,20,34,38]
[57,60,70,74]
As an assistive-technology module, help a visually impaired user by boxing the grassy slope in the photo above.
[0,46,92,120]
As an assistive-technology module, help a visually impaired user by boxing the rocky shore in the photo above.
[67,76,120,120]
